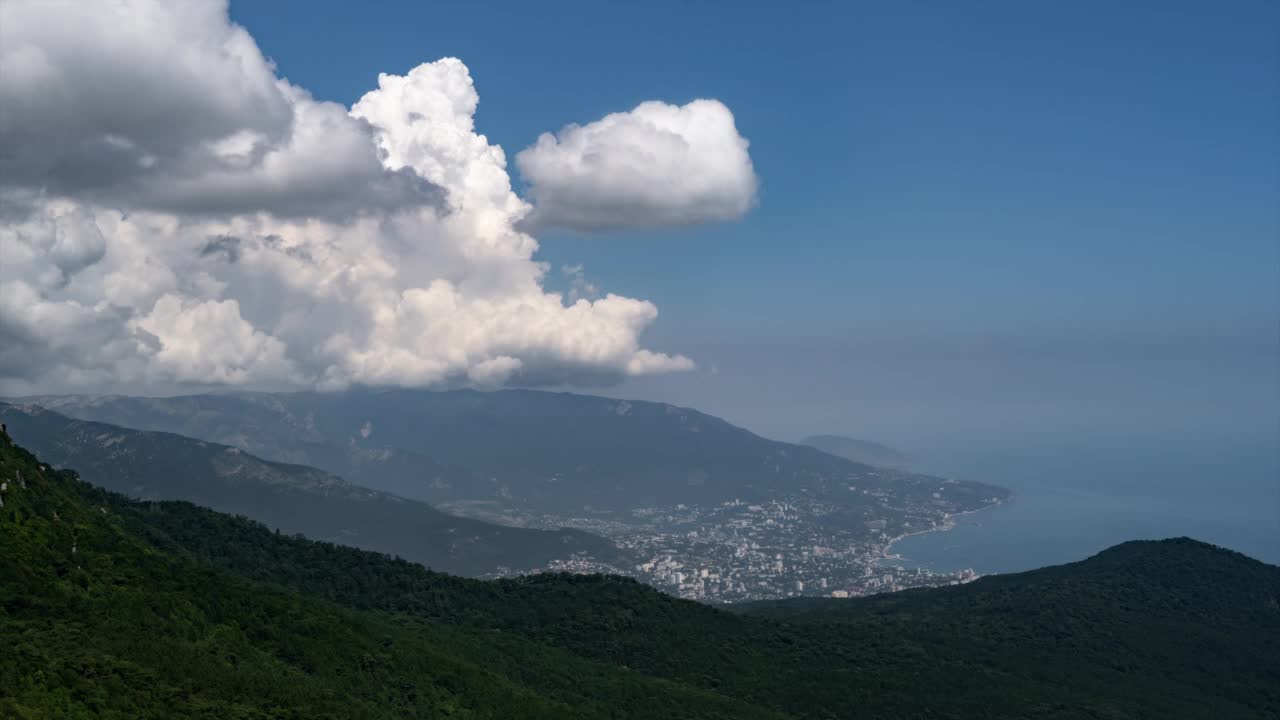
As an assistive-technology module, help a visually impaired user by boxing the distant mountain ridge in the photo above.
[19,389,1006,518]
[0,402,622,576]
[800,434,912,468]
[2,433,1276,718]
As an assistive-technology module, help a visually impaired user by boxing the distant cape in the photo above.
[800,434,912,469]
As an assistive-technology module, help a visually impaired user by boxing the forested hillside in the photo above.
[2,433,1276,719]
[0,434,775,720]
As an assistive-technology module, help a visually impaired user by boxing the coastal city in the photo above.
[521,492,993,602]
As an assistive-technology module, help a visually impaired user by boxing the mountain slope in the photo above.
[800,434,912,468]
[22,389,1006,516]
[0,402,623,577]
[3,433,1275,719]
[740,538,1280,717]
[0,432,777,720]
[124,501,1280,720]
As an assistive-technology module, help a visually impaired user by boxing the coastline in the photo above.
[878,497,1008,568]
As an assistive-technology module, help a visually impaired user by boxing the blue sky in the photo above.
[230,0,1278,449]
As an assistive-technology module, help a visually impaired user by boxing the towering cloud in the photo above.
[0,0,749,394]
[516,99,759,232]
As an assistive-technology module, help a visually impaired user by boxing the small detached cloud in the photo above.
[516,99,758,232]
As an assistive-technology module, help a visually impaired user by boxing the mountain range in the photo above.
[19,389,1005,519]
[0,402,622,577]
[2,433,1276,719]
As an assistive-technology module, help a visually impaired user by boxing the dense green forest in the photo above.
[2,432,1277,719]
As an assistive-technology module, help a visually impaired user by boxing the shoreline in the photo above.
[878,497,1009,569]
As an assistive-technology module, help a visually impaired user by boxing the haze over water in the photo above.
[894,440,1280,573]
[617,332,1280,572]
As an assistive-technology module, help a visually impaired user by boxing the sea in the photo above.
[884,441,1280,574]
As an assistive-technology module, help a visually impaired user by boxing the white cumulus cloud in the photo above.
[516,99,758,232]
[0,0,698,395]
[0,0,432,218]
